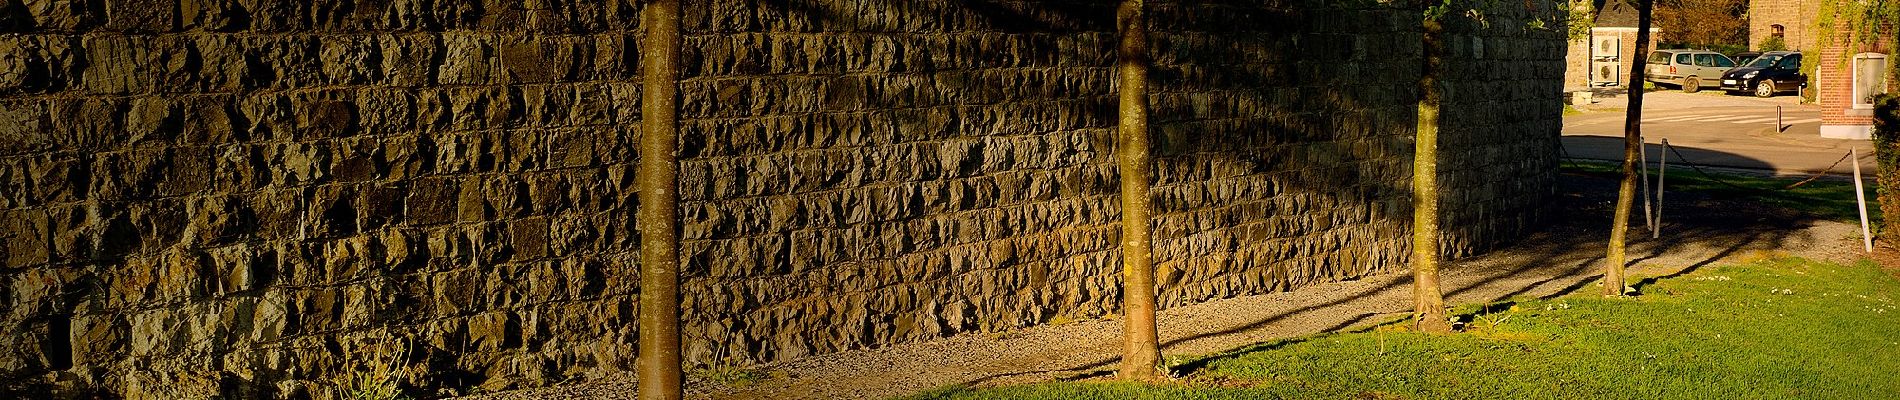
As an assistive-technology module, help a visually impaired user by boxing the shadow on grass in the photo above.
[922,162,1837,394]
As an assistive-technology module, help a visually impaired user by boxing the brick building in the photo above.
[1814,27,1892,139]
[1565,0,1663,90]
[1754,0,1895,139]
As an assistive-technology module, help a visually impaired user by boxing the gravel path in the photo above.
[469,171,1868,400]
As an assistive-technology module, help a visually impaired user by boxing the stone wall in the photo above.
[1748,0,1816,51]
[0,0,1566,398]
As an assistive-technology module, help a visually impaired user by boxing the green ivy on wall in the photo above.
[1808,0,1900,102]
[1562,0,1596,41]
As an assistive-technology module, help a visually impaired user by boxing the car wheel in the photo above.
[1682,77,1700,93]
[1755,80,1775,97]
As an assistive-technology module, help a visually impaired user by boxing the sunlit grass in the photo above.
[908,257,1900,399]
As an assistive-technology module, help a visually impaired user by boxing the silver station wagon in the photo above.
[1645,50,1737,93]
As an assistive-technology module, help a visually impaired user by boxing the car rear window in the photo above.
[1649,52,1671,64]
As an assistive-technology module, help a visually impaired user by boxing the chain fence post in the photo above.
[1853,147,1873,253]
[1655,138,1667,239]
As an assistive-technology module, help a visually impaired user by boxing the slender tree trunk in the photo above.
[1605,0,1653,297]
[637,0,683,399]
[1411,17,1452,334]
[1115,0,1163,381]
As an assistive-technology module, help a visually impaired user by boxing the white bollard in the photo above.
[1853,147,1873,253]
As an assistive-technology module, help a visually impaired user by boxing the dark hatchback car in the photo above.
[1721,51,1806,97]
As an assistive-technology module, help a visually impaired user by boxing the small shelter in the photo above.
[1564,1,1662,90]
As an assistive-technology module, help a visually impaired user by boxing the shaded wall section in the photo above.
[0,0,1565,397]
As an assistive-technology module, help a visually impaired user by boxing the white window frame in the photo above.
[1852,53,1889,110]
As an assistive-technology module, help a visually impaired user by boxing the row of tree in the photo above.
[628,0,1660,396]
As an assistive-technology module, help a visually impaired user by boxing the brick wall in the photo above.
[1817,22,1894,130]
[0,0,1566,397]
[1818,29,1871,127]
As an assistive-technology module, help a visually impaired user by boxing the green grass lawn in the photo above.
[1561,160,1879,223]
[910,257,1900,400]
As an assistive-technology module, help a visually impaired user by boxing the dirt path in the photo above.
[472,171,1869,400]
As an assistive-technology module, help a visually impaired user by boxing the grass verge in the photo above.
[1561,159,1879,223]
[908,256,1900,399]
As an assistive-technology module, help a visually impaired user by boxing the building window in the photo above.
[1771,24,1785,38]
[1854,53,1890,109]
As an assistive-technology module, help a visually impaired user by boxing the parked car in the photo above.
[1732,51,1762,66]
[1720,51,1806,97]
[1646,50,1737,93]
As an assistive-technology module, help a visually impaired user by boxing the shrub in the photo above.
[1759,36,1788,51]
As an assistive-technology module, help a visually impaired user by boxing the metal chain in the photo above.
[1561,142,1856,192]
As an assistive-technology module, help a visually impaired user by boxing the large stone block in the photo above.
[465,311,519,352]
[1,209,49,268]
[101,0,175,32]
[438,33,497,85]
[178,0,244,31]
[0,99,49,156]
[19,0,99,31]
[78,36,156,93]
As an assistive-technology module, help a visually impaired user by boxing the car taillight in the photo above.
[1669,66,1677,74]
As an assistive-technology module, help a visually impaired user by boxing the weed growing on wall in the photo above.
[331,340,417,400]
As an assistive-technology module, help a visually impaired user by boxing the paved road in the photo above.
[1562,92,1871,176]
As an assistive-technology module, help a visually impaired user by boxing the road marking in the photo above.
[1664,114,1740,121]
[1629,114,1822,125]
[1645,115,1707,122]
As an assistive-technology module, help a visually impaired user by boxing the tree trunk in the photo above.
[1411,17,1452,334]
[1115,0,1163,382]
[1605,0,1654,297]
[637,0,683,399]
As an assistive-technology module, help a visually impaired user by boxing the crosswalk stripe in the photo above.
[1633,115,1823,124]
[1645,115,1707,122]
[1656,115,1722,122]
[1680,115,1749,122]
